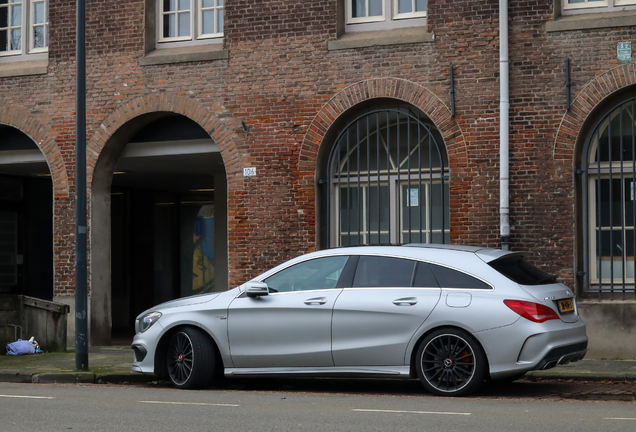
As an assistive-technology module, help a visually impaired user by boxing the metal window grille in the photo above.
[582,98,636,299]
[326,106,449,248]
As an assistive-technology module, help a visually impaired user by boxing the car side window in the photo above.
[352,256,415,288]
[412,262,439,287]
[264,256,350,293]
[429,263,491,289]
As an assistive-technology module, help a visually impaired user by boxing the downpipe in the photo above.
[500,0,510,251]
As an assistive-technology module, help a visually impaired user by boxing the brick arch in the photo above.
[299,78,466,173]
[554,63,636,161]
[86,93,243,345]
[86,93,242,181]
[297,77,469,247]
[0,105,68,196]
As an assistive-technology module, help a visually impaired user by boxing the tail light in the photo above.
[504,299,560,323]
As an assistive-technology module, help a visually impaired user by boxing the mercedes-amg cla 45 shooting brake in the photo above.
[132,244,587,396]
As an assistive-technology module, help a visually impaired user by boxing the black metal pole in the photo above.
[75,0,88,371]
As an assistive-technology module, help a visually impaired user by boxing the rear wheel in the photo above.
[167,327,215,389]
[415,328,486,396]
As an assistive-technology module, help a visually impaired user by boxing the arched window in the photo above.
[325,102,449,247]
[582,96,636,298]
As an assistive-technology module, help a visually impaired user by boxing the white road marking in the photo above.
[0,395,54,399]
[352,409,471,416]
[139,401,240,407]
[604,418,636,421]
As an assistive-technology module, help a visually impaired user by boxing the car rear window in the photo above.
[488,255,557,285]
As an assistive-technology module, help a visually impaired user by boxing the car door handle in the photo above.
[393,297,418,306]
[304,297,328,305]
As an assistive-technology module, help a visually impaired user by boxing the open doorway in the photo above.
[96,115,228,345]
[0,126,53,301]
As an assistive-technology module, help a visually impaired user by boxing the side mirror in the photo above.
[245,281,269,298]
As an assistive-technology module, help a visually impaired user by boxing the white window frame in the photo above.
[0,0,48,58]
[393,0,427,20]
[563,0,636,12]
[29,0,47,53]
[158,0,223,44]
[197,0,223,40]
[346,0,387,24]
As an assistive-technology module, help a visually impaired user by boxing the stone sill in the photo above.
[328,27,434,51]
[0,59,48,78]
[140,44,229,66]
[547,10,636,32]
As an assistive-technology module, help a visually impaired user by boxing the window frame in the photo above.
[1,0,48,58]
[393,0,427,20]
[157,0,223,45]
[345,0,427,26]
[346,0,386,24]
[562,0,636,13]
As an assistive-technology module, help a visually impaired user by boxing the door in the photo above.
[227,255,350,368]
[332,256,441,366]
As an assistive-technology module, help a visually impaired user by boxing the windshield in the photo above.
[488,255,557,285]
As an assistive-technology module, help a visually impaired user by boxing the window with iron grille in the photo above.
[0,0,48,58]
[325,102,449,248]
[582,96,636,299]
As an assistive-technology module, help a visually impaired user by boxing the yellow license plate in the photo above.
[558,299,574,313]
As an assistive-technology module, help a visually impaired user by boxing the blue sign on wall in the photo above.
[618,42,632,63]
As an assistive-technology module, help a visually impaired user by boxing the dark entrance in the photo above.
[108,115,227,342]
[0,126,53,301]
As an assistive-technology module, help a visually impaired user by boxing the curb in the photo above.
[35,372,95,384]
[0,371,154,385]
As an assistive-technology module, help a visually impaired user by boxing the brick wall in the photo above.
[2,0,636,294]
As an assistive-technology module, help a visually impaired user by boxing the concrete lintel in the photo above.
[328,27,434,51]
[140,44,229,66]
[121,139,219,158]
[0,149,46,164]
[547,11,636,32]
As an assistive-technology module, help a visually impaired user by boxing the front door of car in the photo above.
[332,256,441,366]
[227,255,350,368]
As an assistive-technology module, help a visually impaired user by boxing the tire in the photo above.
[415,328,487,396]
[167,327,215,389]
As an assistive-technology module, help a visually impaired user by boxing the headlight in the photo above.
[138,312,162,333]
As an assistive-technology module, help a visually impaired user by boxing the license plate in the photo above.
[558,299,574,313]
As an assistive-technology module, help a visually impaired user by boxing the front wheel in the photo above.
[167,327,215,389]
[415,328,486,396]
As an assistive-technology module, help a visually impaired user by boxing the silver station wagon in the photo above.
[131,244,588,396]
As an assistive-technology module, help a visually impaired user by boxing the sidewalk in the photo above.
[1,346,636,385]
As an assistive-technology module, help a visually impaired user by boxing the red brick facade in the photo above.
[2,0,636,303]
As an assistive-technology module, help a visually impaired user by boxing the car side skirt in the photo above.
[224,366,412,378]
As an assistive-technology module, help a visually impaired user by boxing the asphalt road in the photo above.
[0,380,634,432]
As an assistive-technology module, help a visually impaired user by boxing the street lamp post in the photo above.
[75,0,88,371]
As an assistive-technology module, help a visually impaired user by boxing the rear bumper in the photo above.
[533,341,587,370]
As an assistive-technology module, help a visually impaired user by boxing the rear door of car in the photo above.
[331,255,441,366]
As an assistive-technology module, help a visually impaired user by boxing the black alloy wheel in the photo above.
[167,327,215,389]
[416,328,486,396]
